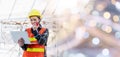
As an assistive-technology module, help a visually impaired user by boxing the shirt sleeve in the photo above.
[21,44,28,50]
[34,28,49,46]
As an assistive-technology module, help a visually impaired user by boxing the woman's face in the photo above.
[30,16,40,26]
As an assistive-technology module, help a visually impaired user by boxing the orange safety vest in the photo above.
[23,28,46,57]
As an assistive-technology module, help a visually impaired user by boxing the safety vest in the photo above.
[25,28,46,52]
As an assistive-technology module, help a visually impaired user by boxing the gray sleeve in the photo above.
[36,28,49,46]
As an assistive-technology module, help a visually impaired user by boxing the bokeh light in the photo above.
[103,12,111,19]
[115,32,120,39]
[102,48,110,56]
[83,32,90,39]
[111,0,116,5]
[101,25,112,33]
[115,2,120,10]
[96,3,105,11]
[92,10,100,16]
[113,15,119,22]
[92,37,100,45]
[88,20,97,27]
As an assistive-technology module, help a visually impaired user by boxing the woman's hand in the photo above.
[32,22,39,30]
[18,38,24,46]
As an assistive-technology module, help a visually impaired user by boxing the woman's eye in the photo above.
[33,19,36,21]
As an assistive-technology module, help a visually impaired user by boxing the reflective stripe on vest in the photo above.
[29,37,37,41]
[27,48,44,52]
[29,37,38,43]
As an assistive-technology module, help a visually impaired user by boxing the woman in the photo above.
[18,9,49,57]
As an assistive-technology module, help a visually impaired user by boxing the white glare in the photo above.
[92,37,100,45]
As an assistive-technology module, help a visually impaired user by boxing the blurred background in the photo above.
[0,0,120,57]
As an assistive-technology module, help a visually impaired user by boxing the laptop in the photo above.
[10,31,31,44]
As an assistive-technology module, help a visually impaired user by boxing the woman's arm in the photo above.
[33,28,49,46]
[21,44,28,50]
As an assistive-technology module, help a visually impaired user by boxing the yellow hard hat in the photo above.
[28,9,42,19]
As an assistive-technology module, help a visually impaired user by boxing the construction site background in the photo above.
[0,0,120,57]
